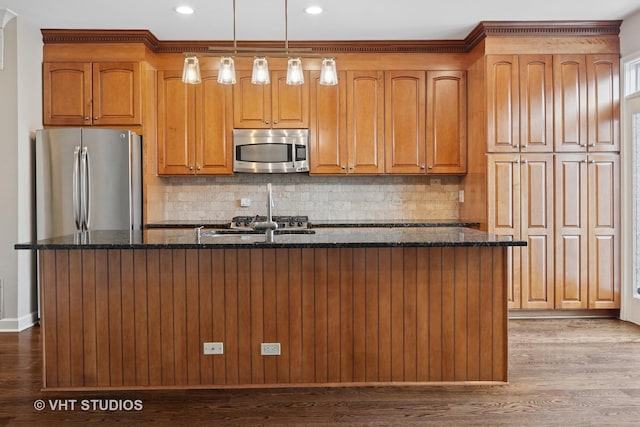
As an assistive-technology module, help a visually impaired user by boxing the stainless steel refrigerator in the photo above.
[35,128,142,239]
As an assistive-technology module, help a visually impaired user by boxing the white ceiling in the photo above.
[1,0,640,41]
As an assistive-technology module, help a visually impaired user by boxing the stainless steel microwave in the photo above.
[233,129,309,173]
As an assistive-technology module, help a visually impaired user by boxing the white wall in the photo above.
[0,15,42,331]
[619,9,640,324]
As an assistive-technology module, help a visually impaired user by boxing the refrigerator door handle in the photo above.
[80,146,91,230]
[72,146,82,230]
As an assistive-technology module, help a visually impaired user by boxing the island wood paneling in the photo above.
[39,246,507,389]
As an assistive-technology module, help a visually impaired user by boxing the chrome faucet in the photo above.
[252,183,278,241]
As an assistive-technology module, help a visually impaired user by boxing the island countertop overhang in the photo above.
[15,226,526,250]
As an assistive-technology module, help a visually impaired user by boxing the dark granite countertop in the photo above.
[16,227,524,250]
[145,219,480,229]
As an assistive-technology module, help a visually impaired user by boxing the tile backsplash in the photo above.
[146,174,460,222]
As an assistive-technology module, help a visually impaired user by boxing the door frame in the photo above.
[621,51,640,325]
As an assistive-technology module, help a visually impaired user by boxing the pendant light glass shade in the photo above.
[182,56,202,84]
[251,57,270,84]
[319,58,338,86]
[286,58,304,85]
[217,57,236,84]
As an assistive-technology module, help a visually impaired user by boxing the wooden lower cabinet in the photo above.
[39,246,508,389]
[488,154,554,309]
[555,153,620,309]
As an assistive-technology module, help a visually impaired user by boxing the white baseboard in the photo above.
[0,312,39,332]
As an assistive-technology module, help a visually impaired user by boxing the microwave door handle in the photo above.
[291,143,297,167]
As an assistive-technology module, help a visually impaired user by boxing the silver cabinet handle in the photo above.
[83,116,90,120]
[196,166,202,171]
[341,165,346,170]
[189,166,194,171]
[80,147,91,230]
[589,143,596,148]
[264,120,270,125]
[273,120,278,125]
[420,165,426,170]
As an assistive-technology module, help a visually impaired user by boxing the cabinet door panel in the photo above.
[43,62,92,125]
[520,154,554,309]
[347,71,384,174]
[234,72,271,128]
[426,71,467,174]
[587,54,620,152]
[385,71,425,174]
[554,55,587,152]
[487,154,520,307]
[309,71,347,174]
[196,74,233,174]
[157,71,193,175]
[588,154,620,308]
[272,71,309,128]
[486,56,519,152]
[519,55,553,152]
[92,62,141,125]
[555,154,588,308]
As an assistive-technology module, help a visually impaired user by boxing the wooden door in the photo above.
[588,153,620,308]
[426,70,467,174]
[519,154,554,309]
[271,71,309,128]
[309,71,347,174]
[384,71,426,174]
[587,54,620,152]
[195,72,233,174]
[553,55,588,152]
[91,62,141,126]
[43,62,92,126]
[486,55,519,153]
[347,71,385,174]
[157,70,195,175]
[487,154,521,308]
[519,55,553,152]
[555,154,589,308]
[233,71,271,128]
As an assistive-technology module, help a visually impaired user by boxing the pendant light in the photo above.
[286,58,304,85]
[217,0,237,84]
[319,57,338,86]
[182,56,201,84]
[251,57,270,84]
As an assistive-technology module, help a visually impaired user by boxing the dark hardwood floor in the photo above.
[1,318,639,426]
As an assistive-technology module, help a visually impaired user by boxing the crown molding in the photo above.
[41,20,622,54]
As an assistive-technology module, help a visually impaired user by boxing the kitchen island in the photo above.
[17,227,524,390]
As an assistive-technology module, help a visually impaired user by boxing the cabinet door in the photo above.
[555,154,589,309]
[487,154,521,308]
[426,70,467,174]
[234,71,271,128]
[553,55,588,152]
[271,71,309,128]
[520,154,554,309]
[309,71,347,174]
[43,62,92,126]
[519,55,553,152]
[157,70,194,175]
[347,71,385,174]
[587,54,620,152]
[486,55,519,152]
[196,73,233,174]
[384,71,425,174]
[92,62,141,126]
[588,154,620,308]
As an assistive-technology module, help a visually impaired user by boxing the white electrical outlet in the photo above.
[240,198,251,207]
[203,342,224,355]
[459,189,465,203]
[261,343,281,356]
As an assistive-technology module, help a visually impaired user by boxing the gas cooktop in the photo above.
[230,215,309,230]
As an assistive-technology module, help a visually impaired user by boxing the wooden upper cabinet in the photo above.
[347,71,385,174]
[519,55,553,152]
[43,61,141,126]
[587,54,620,152]
[309,71,347,174]
[553,55,588,152]
[157,70,233,175]
[426,70,467,174]
[384,71,426,174]
[486,55,519,152]
[233,70,309,129]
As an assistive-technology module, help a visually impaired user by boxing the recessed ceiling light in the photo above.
[305,6,323,15]
[175,6,194,15]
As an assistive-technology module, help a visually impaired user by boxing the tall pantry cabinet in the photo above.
[484,53,620,310]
